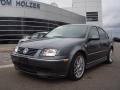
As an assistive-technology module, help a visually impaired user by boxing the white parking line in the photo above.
[0,64,14,69]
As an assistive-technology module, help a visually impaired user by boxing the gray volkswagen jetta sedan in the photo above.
[11,24,113,80]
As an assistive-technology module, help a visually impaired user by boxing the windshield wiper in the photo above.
[53,36,64,38]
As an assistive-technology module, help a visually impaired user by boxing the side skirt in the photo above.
[86,56,107,69]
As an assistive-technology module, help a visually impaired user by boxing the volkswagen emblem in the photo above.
[23,48,29,54]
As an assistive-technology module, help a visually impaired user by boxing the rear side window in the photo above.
[98,28,108,40]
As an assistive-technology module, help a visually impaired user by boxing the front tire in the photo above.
[69,53,85,80]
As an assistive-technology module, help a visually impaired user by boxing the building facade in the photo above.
[63,0,102,26]
[0,0,85,42]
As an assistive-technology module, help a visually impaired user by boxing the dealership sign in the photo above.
[0,0,40,9]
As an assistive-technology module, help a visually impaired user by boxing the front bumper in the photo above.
[11,54,69,78]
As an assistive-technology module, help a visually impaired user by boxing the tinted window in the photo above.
[98,28,108,39]
[88,27,99,38]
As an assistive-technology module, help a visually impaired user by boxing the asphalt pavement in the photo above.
[0,43,120,90]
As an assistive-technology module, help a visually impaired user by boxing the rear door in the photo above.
[98,27,110,58]
[86,26,101,63]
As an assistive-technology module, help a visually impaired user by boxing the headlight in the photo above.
[41,49,57,56]
[15,46,19,53]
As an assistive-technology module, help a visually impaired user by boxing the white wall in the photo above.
[63,0,102,26]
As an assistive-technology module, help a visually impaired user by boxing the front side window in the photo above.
[88,27,99,38]
[45,25,88,38]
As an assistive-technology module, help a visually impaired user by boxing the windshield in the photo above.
[45,25,88,38]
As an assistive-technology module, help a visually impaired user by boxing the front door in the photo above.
[86,27,101,63]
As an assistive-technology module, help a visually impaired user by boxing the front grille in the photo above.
[18,47,38,56]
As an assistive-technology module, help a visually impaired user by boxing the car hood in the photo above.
[18,38,85,49]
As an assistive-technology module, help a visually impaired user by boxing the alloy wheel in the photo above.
[74,55,85,78]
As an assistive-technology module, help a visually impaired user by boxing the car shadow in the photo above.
[85,62,106,73]
[18,71,69,83]
[17,62,109,83]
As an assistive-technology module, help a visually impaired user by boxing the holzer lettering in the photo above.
[16,0,40,9]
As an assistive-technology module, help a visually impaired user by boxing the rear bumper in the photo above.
[11,54,69,78]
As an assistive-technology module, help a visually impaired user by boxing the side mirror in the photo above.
[88,35,100,41]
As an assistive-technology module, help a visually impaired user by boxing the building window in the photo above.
[86,12,98,22]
